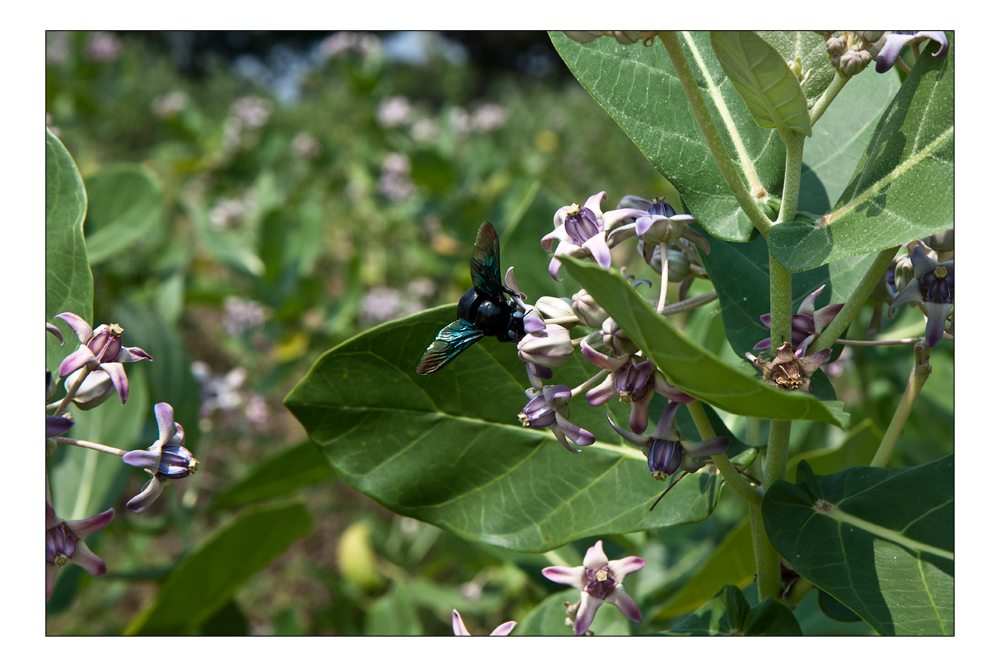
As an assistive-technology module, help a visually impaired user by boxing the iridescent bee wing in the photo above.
[416,319,485,375]
[470,221,505,303]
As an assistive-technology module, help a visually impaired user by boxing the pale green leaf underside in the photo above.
[711,31,812,136]
[762,456,954,635]
[84,164,164,264]
[285,306,732,553]
[563,258,847,427]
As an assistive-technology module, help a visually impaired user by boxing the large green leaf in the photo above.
[762,456,954,635]
[82,164,164,264]
[800,67,901,215]
[550,31,785,242]
[768,36,954,272]
[696,228,871,359]
[285,305,732,553]
[46,129,92,376]
[126,501,313,634]
[210,441,335,512]
[563,258,847,427]
[710,31,811,136]
[665,584,802,635]
[514,589,632,636]
[756,32,834,112]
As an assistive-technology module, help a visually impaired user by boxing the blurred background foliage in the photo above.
[45,30,951,635]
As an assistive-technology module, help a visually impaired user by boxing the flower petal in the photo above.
[650,401,680,441]
[154,403,177,441]
[46,563,60,601]
[583,540,609,569]
[68,540,107,577]
[541,565,587,589]
[452,609,471,636]
[601,207,646,230]
[586,375,617,406]
[628,386,656,434]
[490,621,517,636]
[583,235,612,269]
[116,346,153,363]
[126,477,164,514]
[909,245,938,277]
[798,286,824,317]
[798,349,831,376]
[888,280,923,317]
[683,436,730,458]
[753,337,772,351]
[653,374,695,403]
[583,191,607,217]
[606,412,649,446]
[58,345,97,378]
[875,33,912,73]
[122,450,162,470]
[608,556,646,580]
[548,256,564,281]
[65,508,114,538]
[555,413,595,447]
[46,501,61,530]
[523,313,546,333]
[923,302,952,347]
[813,303,844,333]
[607,586,642,622]
[46,415,74,438]
[46,322,65,345]
[680,225,711,254]
[102,362,129,405]
[574,593,602,636]
[55,312,93,343]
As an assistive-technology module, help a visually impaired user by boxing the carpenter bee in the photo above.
[416,221,526,375]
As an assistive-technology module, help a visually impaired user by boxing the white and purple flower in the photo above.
[122,403,198,513]
[451,609,516,636]
[519,385,595,453]
[754,285,844,353]
[888,245,953,347]
[46,501,114,601]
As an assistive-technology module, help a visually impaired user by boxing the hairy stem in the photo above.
[776,130,805,226]
[53,366,91,416]
[807,246,900,354]
[686,401,760,507]
[769,253,792,353]
[658,31,772,237]
[870,343,932,468]
[756,419,792,603]
[809,73,850,126]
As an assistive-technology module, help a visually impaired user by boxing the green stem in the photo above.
[745,418,761,449]
[658,31,772,237]
[657,241,670,314]
[809,73,850,126]
[661,291,717,315]
[768,253,792,353]
[784,577,814,609]
[776,130,805,226]
[756,419,791,603]
[763,420,791,488]
[807,246,900,355]
[686,402,760,508]
[749,504,781,604]
[870,343,932,468]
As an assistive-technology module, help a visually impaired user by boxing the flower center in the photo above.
[518,412,531,426]
[584,566,616,599]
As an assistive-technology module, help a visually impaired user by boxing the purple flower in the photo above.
[46,501,114,601]
[55,313,152,407]
[873,31,949,74]
[46,414,74,438]
[581,341,694,434]
[608,195,710,255]
[451,609,516,636]
[122,403,198,513]
[754,285,844,353]
[542,540,646,635]
[517,323,573,369]
[888,245,953,347]
[518,385,595,453]
[542,192,647,280]
[751,341,831,393]
[608,402,729,479]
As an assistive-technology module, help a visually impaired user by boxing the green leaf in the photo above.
[210,441,335,512]
[82,164,164,264]
[799,67,900,215]
[184,197,264,276]
[49,364,150,520]
[762,456,954,635]
[46,128,93,376]
[198,599,249,635]
[365,583,422,635]
[710,31,811,136]
[756,32,835,112]
[563,258,847,427]
[665,585,802,635]
[514,590,632,636]
[285,305,730,553]
[818,589,864,623]
[768,37,954,272]
[696,228,868,359]
[126,501,313,635]
[550,31,785,242]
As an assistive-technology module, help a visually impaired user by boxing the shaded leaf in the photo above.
[198,599,249,635]
[563,258,847,427]
[83,164,164,264]
[46,129,92,376]
[210,440,335,512]
[818,589,864,623]
[762,457,953,635]
[665,584,802,635]
[711,31,811,136]
[769,37,954,272]
[286,306,730,553]
[550,31,785,242]
[126,501,313,634]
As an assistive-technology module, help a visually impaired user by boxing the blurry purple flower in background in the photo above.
[378,153,415,202]
[358,285,428,326]
[209,192,257,229]
[471,104,507,133]
[449,107,471,137]
[152,91,189,119]
[291,131,321,159]
[451,609,516,636]
[46,501,114,601]
[191,361,272,427]
[85,32,121,62]
[411,118,440,142]
[222,296,267,337]
[47,31,70,64]
[376,96,412,128]
[318,32,380,60]
[230,96,272,129]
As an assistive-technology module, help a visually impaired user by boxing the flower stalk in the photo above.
[870,341,932,468]
[657,241,670,314]
[52,437,128,457]
[809,73,850,126]
[52,366,91,417]
[660,290,718,315]
[686,401,760,507]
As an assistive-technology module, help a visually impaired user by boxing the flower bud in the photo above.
[838,49,871,75]
[535,296,575,321]
[572,290,608,329]
[517,324,573,368]
[857,30,885,44]
[602,318,638,356]
[63,367,116,410]
[826,35,848,56]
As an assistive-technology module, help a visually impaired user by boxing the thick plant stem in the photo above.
[763,420,792,488]
[658,31,772,237]
[769,253,792,353]
[808,246,900,355]
[809,73,850,126]
[776,130,805,226]
[687,402,760,508]
[785,577,814,609]
[871,342,932,468]
[756,419,791,604]
[750,504,781,603]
